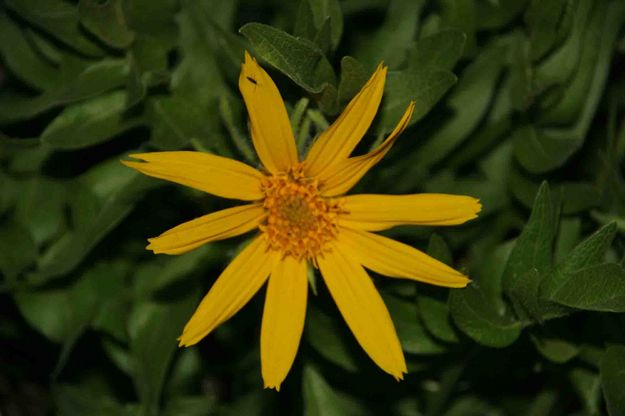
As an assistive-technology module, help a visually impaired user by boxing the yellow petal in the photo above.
[147,204,265,255]
[239,51,298,173]
[317,247,406,379]
[304,64,387,177]
[179,237,277,347]
[336,228,470,288]
[339,193,481,230]
[122,151,264,200]
[318,101,415,197]
[261,256,308,391]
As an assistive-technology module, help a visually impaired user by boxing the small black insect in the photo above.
[246,76,257,85]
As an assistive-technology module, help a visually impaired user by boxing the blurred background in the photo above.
[1,0,625,415]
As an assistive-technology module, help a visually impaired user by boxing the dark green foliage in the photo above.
[1,0,625,415]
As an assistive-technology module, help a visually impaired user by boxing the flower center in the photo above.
[260,164,342,261]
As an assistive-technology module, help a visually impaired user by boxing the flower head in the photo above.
[123,51,481,390]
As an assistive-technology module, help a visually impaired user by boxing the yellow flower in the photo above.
[123,51,481,390]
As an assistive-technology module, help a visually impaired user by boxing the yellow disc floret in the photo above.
[260,164,342,260]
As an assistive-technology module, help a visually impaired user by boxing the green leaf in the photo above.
[515,1,625,173]
[408,29,466,72]
[600,345,625,416]
[14,262,124,344]
[449,241,521,348]
[130,294,198,416]
[0,59,129,123]
[5,0,103,56]
[413,41,507,165]
[439,0,476,56]
[475,0,528,30]
[162,396,217,416]
[239,23,336,93]
[524,0,569,60]
[54,384,124,416]
[295,0,344,52]
[375,28,466,134]
[219,93,257,164]
[541,222,617,303]
[306,306,359,372]
[530,332,579,363]
[78,0,135,49]
[503,182,559,320]
[0,11,60,90]
[14,178,66,245]
[547,264,625,312]
[417,235,459,343]
[133,246,219,296]
[0,221,37,283]
[32,165,159,283]
[384,294,446,354]
[378,70,456,134]
[570,367,601,415]
[41,91,143,150]
[449,284,522,348]
[302,365,364,416]
[353,0,425,68]
[337,56,368,103]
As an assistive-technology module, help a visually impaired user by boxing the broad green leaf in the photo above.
[0,11,60,90]
[219,93,257,164]
[181,0,246,82]
[541,223,617,302]
[295,0,344,51]
[123,0,178,46]
[133,246,218,296]
[541,1,622,125]
[240,23,336,93]
[302,365,364,416]
[378,70,456,134]
[5,0,103,56]
[515,1,624,173]
[162,396,217,416]
[32,166,159,283]
[408,29,466,72]
[600,345,625,416]
[524,0,569,60]
[353,0,425,68]
[413,41,507,166]
[439,0,476,55]
[79,0,135,48]
[449,241,521,348]
[54,384,124,416]
[417,235,459,343]
[554,217,581,263]
[14,262,124,344]
[548,263,625,312]
[503,182,559,320]
[41,91,143,150]
[449,284,522,348]
[130,293,198,416]
[147,95,208,151]
[530,332,579,363]
[337,56,368,103]
[0,59,128,123]
[14,177,66,245]
[306,306,359,372]
[534,0,592,91]
[475,0,528,30]
[0,221,37,283]
[570,367,601,415]
[418,294,459,344]
[384,294,446,354]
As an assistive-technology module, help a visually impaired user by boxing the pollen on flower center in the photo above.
[260,164,342,260]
